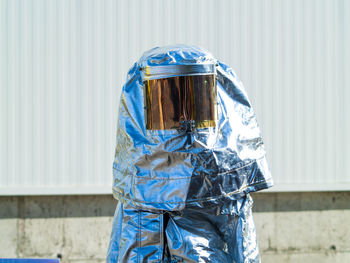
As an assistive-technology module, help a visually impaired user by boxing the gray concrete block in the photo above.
[261,251,350,263]
[254,212,275,252]
[0,196,18,219]
[23,196,65,218]
[252,192,350,213]
[64,195,116,218]
[17,218,64,258]
[61,217,113,261]
[270,210,350,252]
[0,218,18,257]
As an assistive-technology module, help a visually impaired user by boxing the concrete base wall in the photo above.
[0,192,349,262]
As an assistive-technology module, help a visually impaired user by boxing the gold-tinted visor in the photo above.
[144,74,217,130]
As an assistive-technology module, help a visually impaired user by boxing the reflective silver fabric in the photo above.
[107,45,273,262]
[107,194,259,263]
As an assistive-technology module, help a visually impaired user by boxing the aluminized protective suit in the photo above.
[106,45,273,263]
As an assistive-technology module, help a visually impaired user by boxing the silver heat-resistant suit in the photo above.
[106,45,273,263]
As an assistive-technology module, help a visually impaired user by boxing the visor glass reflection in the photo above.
[144,74,217,130]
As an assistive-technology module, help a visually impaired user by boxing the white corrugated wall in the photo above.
[0,0,349,195]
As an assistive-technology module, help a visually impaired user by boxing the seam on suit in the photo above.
[159,213,163,262]
[138,210,141,263]
[113,177,273,205]
[132,156,266,181]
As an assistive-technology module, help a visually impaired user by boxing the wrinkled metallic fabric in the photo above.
[107,194,259,263]
[107,45,273,262]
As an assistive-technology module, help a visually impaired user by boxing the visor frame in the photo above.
[143,70,218,131]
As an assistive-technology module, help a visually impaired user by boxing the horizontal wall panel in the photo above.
[0,0,349,195]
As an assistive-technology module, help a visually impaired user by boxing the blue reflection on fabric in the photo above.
[107,45,273,262]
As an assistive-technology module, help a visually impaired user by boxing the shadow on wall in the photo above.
[0,192,350,219]
[0,195,117,219]
[252,191,350,212]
